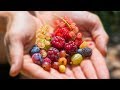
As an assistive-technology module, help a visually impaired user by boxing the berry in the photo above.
[43,57,51,64]
[77,49,83,54]
[59,50,66,57]
[64,16,73,24]
[81,47,92,57]
[74,38,83,47]
[37,42,45,49]
[73,27,79,34]
[71,54,83,65]
[52,62,59,70]
[61,27,72,40]
[69,31,75,39]
[58,57,67,66]
[64,41,77,55]
[47,47,59,62]
[32,53,42,65]
[54,27,71,40]
[66,55,71,65]
[45,33,51,41]
[59,65,66,73]
[79,41,88,49]
[54,19,61,27]
[40,50,47,58]
[30,45,40,56]
[59,21,66,28]
[51,36,65,50]
[76,32,82,39]
[42,62,51,71]
[44,40,51,50]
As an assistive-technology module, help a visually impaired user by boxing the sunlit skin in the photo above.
[0,11,109,79]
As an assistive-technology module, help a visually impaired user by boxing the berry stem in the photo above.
[53,14,72,30]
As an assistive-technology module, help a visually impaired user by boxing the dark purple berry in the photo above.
[30,45,40,56]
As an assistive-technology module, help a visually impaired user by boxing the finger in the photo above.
[65,66,75,79]
[72,66,86,79]
[92,26,109,56]
[8,41,23,77]
[88,42,110,79]
[0,11,13,17]
[51,68,69,79]
[58,11,109,56]
[81,60,97,79]
[22,55,55,79]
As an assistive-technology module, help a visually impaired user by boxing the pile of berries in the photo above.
[29,16,92,73]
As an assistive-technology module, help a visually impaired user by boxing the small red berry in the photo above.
[52,62,59,70]
[42,62,51,71]
[66,55,71,65]
[69,31,75,39]
[54,19,60,27]
[74,38,83,47]
[76,32,82,39]
[59,21,66,28]
[59,50,66,57]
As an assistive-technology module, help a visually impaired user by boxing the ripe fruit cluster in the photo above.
[29,16,92,73]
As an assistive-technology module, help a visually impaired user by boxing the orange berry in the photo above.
[79,41,88,49]
[59,50,66,57]
[58,57,67,66]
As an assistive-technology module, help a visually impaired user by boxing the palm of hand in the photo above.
[21,12,109,79]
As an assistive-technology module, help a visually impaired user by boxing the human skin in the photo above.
[0,11,109,79]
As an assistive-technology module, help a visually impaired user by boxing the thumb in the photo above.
[7,41,24,77]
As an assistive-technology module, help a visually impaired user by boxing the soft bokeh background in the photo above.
[0,11,120,79]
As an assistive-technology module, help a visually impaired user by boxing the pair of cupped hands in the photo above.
[0,11,109,79]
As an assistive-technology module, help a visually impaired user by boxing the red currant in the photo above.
[42,62,51,71]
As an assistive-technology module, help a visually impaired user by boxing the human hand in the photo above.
[1,12,109,79]
[2,11,42,77]
[21,11,109,79]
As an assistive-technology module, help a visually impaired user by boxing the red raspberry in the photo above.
[54,27,71,41]
[64,41,77,55]
[74,38,83,47]
[47,47,59,62]
[51,36,65,50]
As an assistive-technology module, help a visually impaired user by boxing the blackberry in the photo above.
[80,47,92,57]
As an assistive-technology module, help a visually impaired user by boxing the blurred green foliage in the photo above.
[92,11,120,45]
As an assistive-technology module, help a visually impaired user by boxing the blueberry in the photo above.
[77,49,83,54]
[30,45,40,56]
